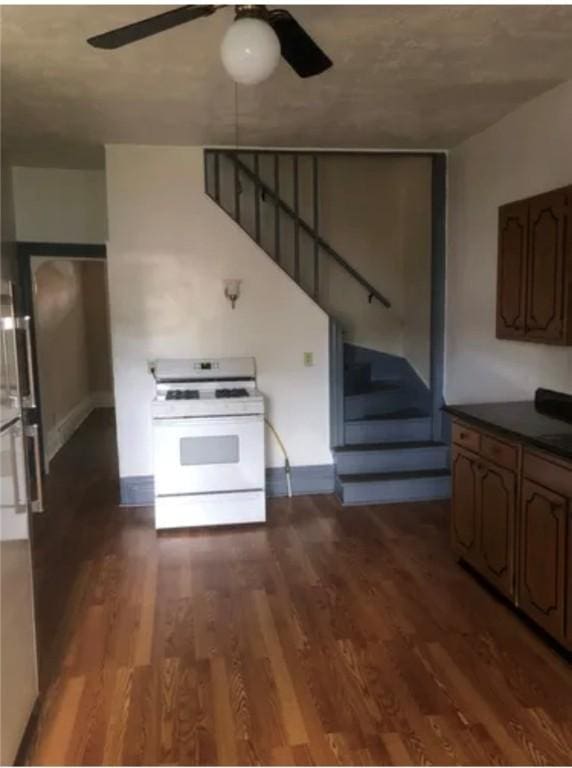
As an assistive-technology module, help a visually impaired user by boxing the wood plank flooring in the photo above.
[26,410,572,765]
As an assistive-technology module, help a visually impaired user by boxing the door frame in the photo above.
[16,242,107,469]
[430,153,447,442]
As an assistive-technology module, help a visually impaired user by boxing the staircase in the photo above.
[335,347,450,504]
[204,148,450,505]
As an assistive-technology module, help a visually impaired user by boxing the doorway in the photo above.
[31,256,114,470]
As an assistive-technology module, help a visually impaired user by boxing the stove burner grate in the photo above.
[166,389,200,400]
[215,388,249,399]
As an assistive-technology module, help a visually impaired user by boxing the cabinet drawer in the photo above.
[480,434,518,471]
[523,451,572,497]
[452,421,480,452]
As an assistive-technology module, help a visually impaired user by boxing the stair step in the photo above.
[345,380,420,418]
[344,408,432,444]
[344,376,401,395]
[334,441,449,474]
[336,469,451,506]
[343,362,372,395]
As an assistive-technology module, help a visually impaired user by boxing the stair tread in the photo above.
[346,407,430,423]
[335,440,447,453]
[339,468,451,483]
[345,381,404,397]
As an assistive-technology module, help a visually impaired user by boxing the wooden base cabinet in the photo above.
[451,447,480,568]
[451,439,517,599]
[479,461,516,598]
[451,420,572,651]
[519,478,567,640]
[519,449,572,648]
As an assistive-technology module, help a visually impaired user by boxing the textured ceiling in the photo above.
[2,4,572,168]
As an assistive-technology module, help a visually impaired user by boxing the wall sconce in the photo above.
[224,279,242,309]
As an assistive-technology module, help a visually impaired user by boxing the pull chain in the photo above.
[234,81,239,150]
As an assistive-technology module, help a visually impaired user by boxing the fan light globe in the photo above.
[220,17,281,85]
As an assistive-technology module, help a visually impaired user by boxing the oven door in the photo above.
[153,415,265,496]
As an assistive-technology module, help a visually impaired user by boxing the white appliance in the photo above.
[0,281,41,765]
[151,357,266,529]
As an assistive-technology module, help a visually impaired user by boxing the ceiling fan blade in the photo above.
[87,5,219,50]
[268,9,332,78]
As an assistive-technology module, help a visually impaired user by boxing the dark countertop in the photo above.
[444,401,572,461]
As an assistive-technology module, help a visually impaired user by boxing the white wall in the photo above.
[402,213,432,386]
[12,167,107,243]
[446,79,572,403]
[105,144,331,480]
[32,258,91,456]
[82,260,114,398]
[318,155,432,381]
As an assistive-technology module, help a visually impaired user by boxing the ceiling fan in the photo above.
[87,5,333,85]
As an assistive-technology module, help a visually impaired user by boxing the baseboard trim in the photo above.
[91,390,114,408]
[46,395,115,464]
[120,475,155,507]
[14,694,41,766]
[46,396,93,463]
[119,464,335,507]
[265,464,335,497]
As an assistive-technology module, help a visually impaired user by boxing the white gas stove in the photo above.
[151,357,266,530]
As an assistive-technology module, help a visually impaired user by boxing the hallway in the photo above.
[26,411,572,765]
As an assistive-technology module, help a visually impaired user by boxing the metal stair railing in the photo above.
[204,149,391,310]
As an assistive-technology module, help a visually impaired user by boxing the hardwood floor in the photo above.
[26,410,572,765]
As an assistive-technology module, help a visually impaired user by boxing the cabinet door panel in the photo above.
[526,189,567,342]
[497,201,528,339]
[478,461,516,598]
[567,515,572,647]
[451,447,479,566]
[519,478,566,640]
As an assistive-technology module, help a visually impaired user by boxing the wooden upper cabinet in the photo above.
[496,184,571,345]
[526,188,568,342]
[497,201,528,339]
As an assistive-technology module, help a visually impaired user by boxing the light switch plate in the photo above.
[304,352,314,367]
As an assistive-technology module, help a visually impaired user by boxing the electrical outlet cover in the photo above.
[304,352,314,367]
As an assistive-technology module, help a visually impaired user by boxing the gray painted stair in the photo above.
[334,441,449,474]
[344,407,432,444]
[344,362,372,395]
[338,345,450,506]
[336,469,451,506]
[345,379,422,419]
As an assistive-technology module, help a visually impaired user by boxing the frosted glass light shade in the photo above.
[220,17,281,85]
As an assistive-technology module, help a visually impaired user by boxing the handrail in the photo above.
[221,151,392,309]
